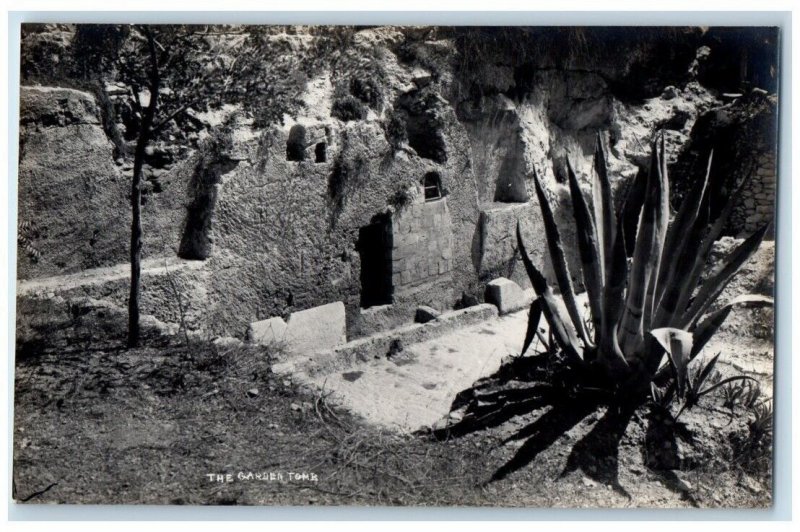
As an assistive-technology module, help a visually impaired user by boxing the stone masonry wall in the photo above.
[391,198,454,295]
[730,149,776,237]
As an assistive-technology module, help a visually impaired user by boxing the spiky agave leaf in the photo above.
[667,172,754,327]
[592,132,615,281]
[521,297,542,357]
[644,133,671,330]
[599,217,629,370]
[531,167,594,349]
[567,160,604,342]
[681,223,771,328]
[650,327,693,398]
[652,184,712,328]
[653,294,774,383]
[517,223,583,365]
[689,306,732,360]
[619,139,665,358]
[619,165,648,258]
[690,294,774,357]
[655,151,713,307]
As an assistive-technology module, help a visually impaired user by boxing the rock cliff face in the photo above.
[190,60,483,336]
[17,86,129,279]
[16,25,780,338]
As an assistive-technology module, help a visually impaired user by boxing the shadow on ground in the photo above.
[424,353,686,500]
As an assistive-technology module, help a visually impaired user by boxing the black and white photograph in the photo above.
[11,21,780,509]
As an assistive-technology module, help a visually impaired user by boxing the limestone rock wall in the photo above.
[17,86,130,279]
[199,99,480,338]
[671,92,778,239]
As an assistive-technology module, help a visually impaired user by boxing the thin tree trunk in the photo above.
[127,31,160,348]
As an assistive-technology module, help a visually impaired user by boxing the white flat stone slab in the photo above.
[297,307,532,433]
[248,301,347,356]
[246,316,288,346]
[284,301,347,354]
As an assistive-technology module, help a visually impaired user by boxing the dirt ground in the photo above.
[12,333,772,508]
[12,241,775,508]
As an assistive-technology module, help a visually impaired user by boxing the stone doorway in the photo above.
[357,218,393,308]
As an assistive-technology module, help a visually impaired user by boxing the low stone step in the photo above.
[277,303,499,377]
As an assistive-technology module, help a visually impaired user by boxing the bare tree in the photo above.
[78,24,356,347]
[114,25,241,347]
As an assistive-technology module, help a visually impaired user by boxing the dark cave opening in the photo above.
[178,159,238,261]
[315,142,327,163]
[406,114,447,164]
[286,125,307,162]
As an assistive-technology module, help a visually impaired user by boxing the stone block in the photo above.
[393,245,412,260]
[284,301,347,354]
[392,258,406,274]
[249,301,347,356]
[247,316,288,345]
[757,167,773,177]
[484,277,527,314]
[415,305,441,323]
[478,201,580,290]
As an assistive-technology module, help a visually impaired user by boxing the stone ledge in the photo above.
[17,257,210,332]
[277,303,499,377]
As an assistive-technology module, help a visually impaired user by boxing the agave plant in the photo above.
[18,220,41,263]
[517,131,773,401]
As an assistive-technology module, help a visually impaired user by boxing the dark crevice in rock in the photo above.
[395,87,448,164]
[178,158,239,261]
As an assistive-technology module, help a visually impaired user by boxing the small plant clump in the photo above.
[722,380,764,412]
[387,185,415,212]
[725,381,773,477]
[384,110,408,152]
[350,76,384,110]
[331,95,368,122]
[18,220,41,263]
